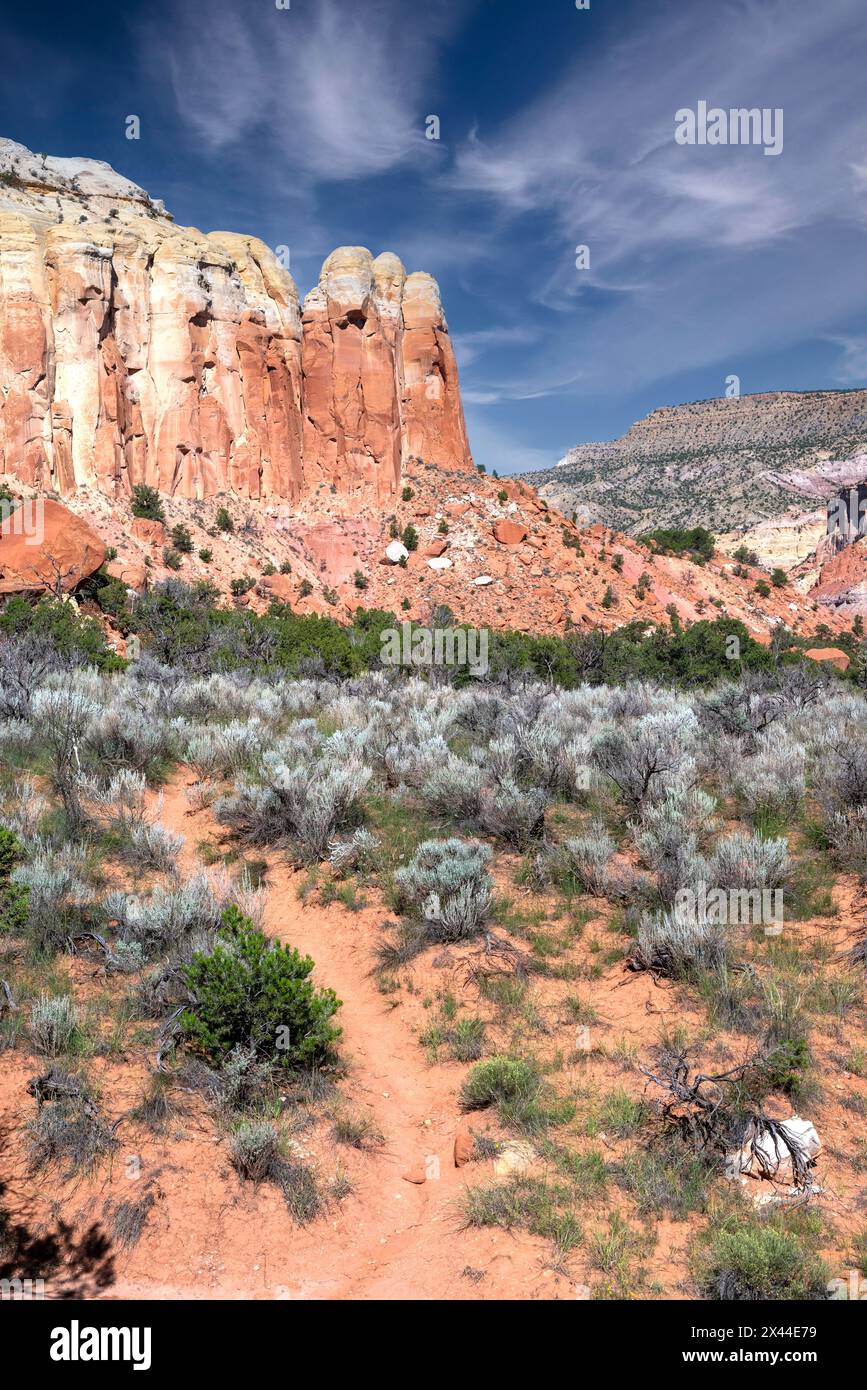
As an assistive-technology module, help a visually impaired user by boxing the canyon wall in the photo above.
[0,140,471,503]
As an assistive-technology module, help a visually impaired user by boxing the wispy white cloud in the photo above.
[145,0,463,183]
[452,324,540,367]
[827,334,867,384]
[443,0,867,408]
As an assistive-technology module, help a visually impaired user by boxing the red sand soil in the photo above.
[2,773,865,1301]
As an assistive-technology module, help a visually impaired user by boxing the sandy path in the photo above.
[102,773,558,1301]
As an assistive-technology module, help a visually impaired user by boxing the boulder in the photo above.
[472,574,494,586]
[804,646,850,671]
[427,556,452,570]
[131,518,165,547]
[453,1132,474,1168]
[105,558,148,592]
[0,499,105,594]
[493,519,527,546]
[259,574,296,603]
[385,540,409,564]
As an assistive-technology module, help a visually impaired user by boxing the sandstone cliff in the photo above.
[0,139,471,504]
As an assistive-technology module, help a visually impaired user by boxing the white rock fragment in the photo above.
[726,1116,821,1181]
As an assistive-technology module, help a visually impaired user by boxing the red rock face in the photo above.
[0,209,472,505]
[0,498,105,594]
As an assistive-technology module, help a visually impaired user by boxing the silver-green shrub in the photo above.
[394,838,493,941]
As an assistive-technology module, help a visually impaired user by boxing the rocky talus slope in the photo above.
[0,139,470,503]
[524,391,867,536]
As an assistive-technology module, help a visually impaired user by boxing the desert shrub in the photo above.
[328,828,381,875]
[460,1175,582,1258]
[597,1087,650,1138]
[0,825,25,878]
[230,1120,282,1182]
[0,824,29,935]
[111,1191,156,1250]
[180,906,341,1068]
[640,527,715,561]
[460,1055,538,1110]
[1,778,48,841]
[13,843,90,954]
[85,698,177,777]
[171,524,194,554]
[110,940,146,974]
[554,823,616,896]
[632,787,716,904]
[632,906,727,979]
[215,506,234,533]
[696,678,787,748]
[217,747,371,862]
[332,1110,385,1149]
[380,731,449,790]
[449,1016,487,1062]
[26,1078,116,1177]
[733,728,806,819]
[279,1160,321,1224]
[30,686,100,836]
[131,484,164,522]
[393,838,493,941]
[29,994,82,1056]
[125,820,185,873]
[87,768,148,833]
[104,871,251,960]
[615,1141,710,1218]
[518,723,595,801]
[484,734,520,783]
[592,708,697,810]
[211,1044,273,1110]
[825,806,867,875]
[421,758,484,819]
[0,599,123,677]
[709,832,790,892]
[691,1208,830,1301]
[814,733,867,822]
[185,719,266,779]
[477,780,547,848]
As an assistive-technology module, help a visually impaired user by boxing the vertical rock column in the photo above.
[401,270,472,473]
[0,213,51,488]
[301,245,405,500]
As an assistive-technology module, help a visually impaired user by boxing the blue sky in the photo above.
[2,0,865,473]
